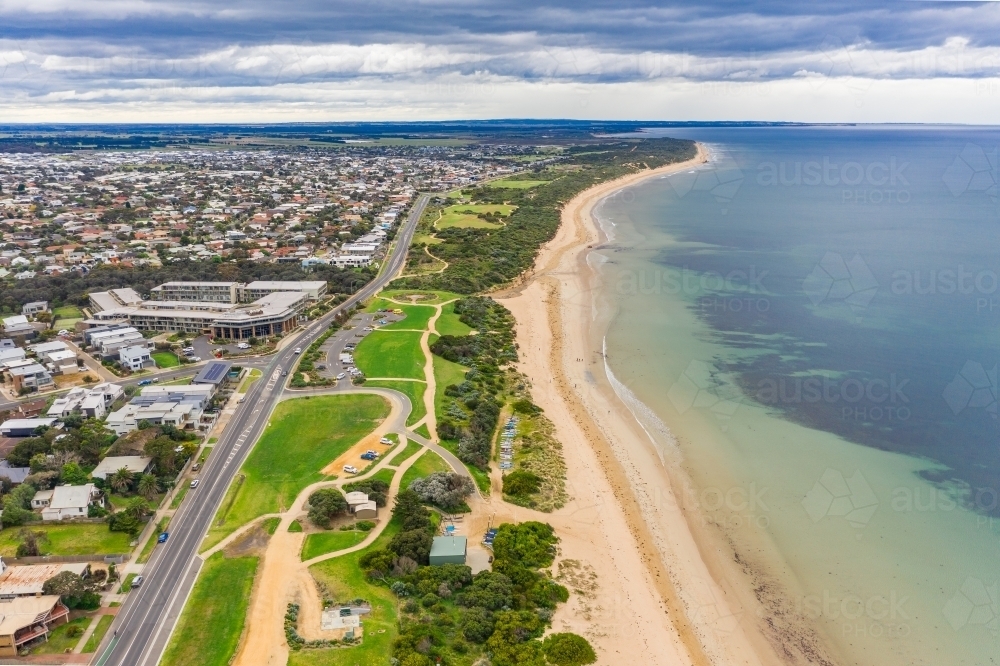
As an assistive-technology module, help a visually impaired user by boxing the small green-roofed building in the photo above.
[429,536,467,565]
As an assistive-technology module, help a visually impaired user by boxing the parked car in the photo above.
[57,329,69,336]
[379,437,392,445]
[336,372,346,380]
[189,479,200,489]
[361,451,378,461]
[343,465,359,474]
[236,342,250,350]
[192,463,201,471]
[157,532,169,544]
[138,379,152,386]
[131,575,144,588]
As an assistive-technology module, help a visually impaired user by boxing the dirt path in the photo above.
[231,390,425,666]
[407,299,452,437]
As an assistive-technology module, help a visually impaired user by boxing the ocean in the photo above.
[595,126,1000,665]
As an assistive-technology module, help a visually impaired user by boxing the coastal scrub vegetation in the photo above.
[394,137,695,294]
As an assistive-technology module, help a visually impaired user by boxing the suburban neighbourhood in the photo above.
[0,136,596,666]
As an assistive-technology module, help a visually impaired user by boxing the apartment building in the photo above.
[149,281,241,304]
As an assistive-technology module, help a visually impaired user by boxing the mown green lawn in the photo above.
[83,615,114,653]
[300,530,367,561]
[433,355,468,421]
[436,203,515,230]
[487,179,550,189]
[54,305,83,319]
[378,304,435,331]
[400,448,451,489]
[32,616,89,654]
[151,351,181,368]
[379,289,465,305]
[0,523,132,556]
[298,520,402,666]
[354,330,424,380]
[160,553,258,666]
[365,379,426,426]
[203,395,390,550]
[435,301,473,337]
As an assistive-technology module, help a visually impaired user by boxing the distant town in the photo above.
[0,144,536,279]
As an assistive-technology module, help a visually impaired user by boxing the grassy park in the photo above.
[378,304,435,331]
[0,523,132,556]
[151,350,181,368]
[400,447,451,489]
[365,379,426,426]
[435,203,515,229]
[435,300,473,337]
[353,330,425,380]
[203,394,390,549]
[160,553,259,666]
[300,529,367,560]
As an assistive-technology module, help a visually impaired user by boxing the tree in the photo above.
[108,467,133,494]
[29,452,50,474]
[491,522,557,569]
[16,529,48,557]
[388,529,433,565]
[408,472,474,511]
[457,571,513,611]
[391,489,431,532]
[107,511,141,536]
[61,462,89,486]
[460,606,495,643]
[137,474,159,500]
[43,571,85,599]
[2,482,38,527]
[124,496,150,521]
[502,470,541,497]
[343,478,390,507]
[542,633,597,666]
[306,488,348,528]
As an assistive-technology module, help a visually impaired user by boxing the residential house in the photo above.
[119,345,154,371]
[0,595,70,657]
[20,302,48,317]
[33,484,103,520]
[0,418,57,438]
[90,456,153,480]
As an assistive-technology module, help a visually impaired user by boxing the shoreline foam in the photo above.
[498,144,806,665]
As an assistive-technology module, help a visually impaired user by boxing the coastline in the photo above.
[497,145,785,666]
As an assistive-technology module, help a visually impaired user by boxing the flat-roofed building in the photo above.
[0,563,89,599]
[119,345,154,371]
[150,281,240,304]
[429,536,467,565]
[91,456,153,480]
[5,364,54,392]
[243,280,327,302]
[0,418,57,438]
[89,288,143,313]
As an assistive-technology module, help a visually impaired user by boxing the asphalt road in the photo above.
[94,193,429,666]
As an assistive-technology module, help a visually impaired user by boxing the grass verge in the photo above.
[399,448,451,490]
[300,530,367,560]
[160,553,258,666]
[83,615,114,653]
[238,368,262,393]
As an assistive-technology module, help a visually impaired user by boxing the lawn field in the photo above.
[400,448,452,489]
[378,304,435,331]
[394,440,423,464]
[160,553,258,666]
[365,379,426,426]
[238,368,262,393]
[379,289,465,305]
[151,351,181,368]
[0,523,132,556]
[83,615,114,653]
[435,301,473,337]
[300,529,367,560]
[33,617,89,654]
[487,179,550,189]
[435,203,514,230]
[298,520,402,666]
[53,305,84,329]
[433,355,468,422]
[353,330,424,380]
[203,394,390,549]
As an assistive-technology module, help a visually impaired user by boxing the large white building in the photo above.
[105,384,215,435]
[87,280,324,340]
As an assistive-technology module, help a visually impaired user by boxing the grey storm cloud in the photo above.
[3,0,1000,120]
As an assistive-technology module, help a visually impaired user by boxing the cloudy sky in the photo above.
[3,0,1000,123]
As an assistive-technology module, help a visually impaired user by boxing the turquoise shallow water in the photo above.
[596,127,1000,665]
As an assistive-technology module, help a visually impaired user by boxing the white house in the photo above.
[34,484,103,521]
[90,456,153,480]
[119,345,154,371]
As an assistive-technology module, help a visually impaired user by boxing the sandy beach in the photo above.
[497,145,792,666]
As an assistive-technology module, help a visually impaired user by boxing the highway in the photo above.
[93,192,429,666]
